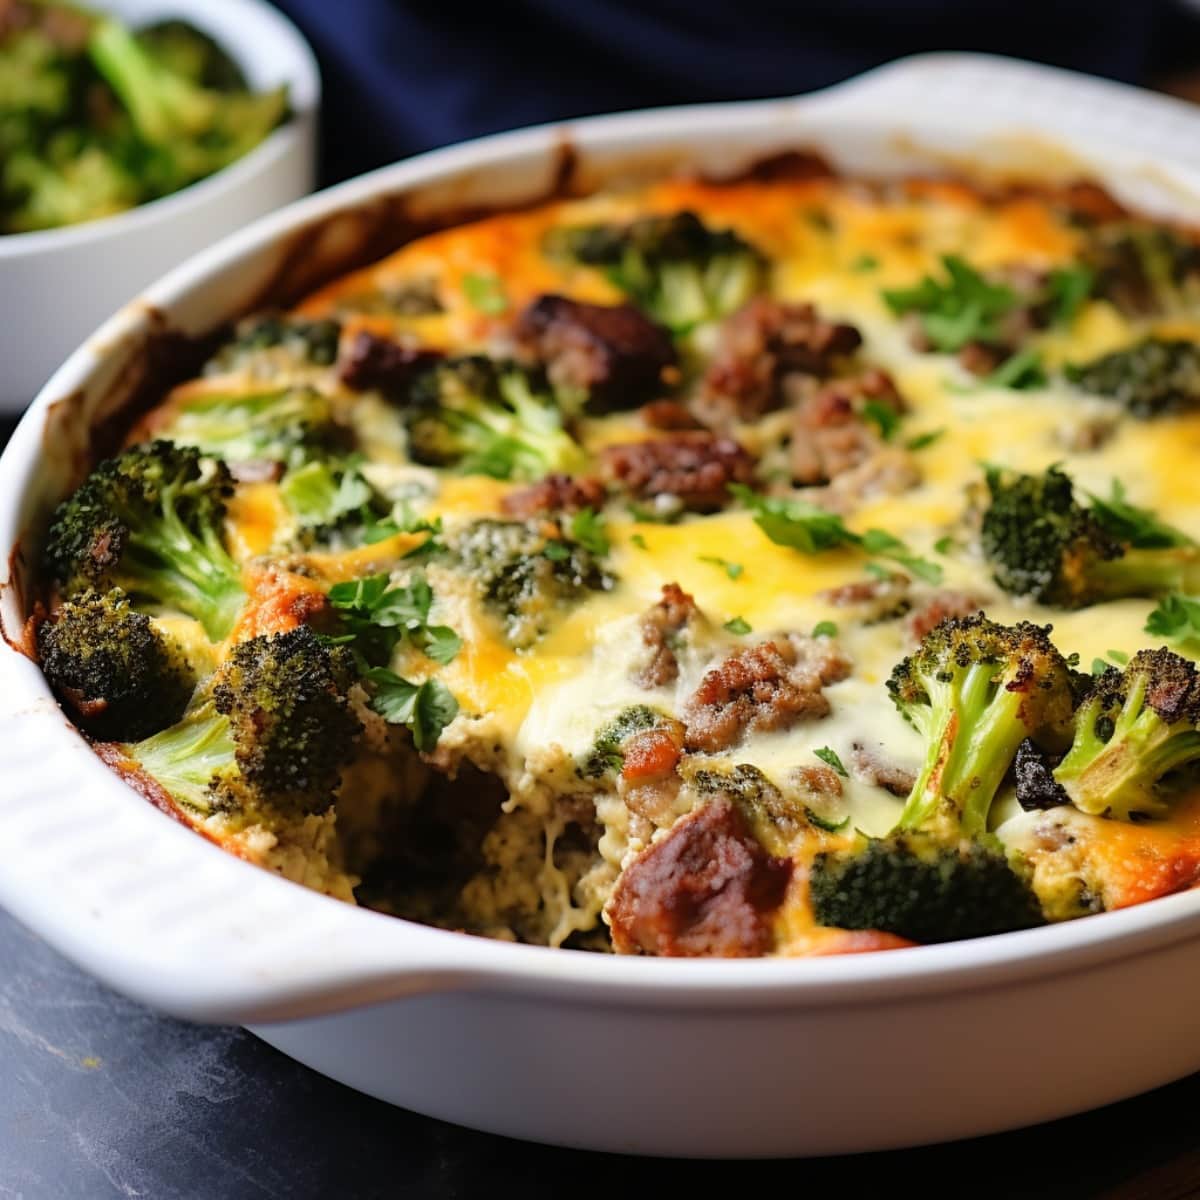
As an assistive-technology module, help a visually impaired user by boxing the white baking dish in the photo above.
[4,53,1200,1157]
[0,0,319,413]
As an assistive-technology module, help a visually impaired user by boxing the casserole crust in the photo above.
[33,165,1200,957]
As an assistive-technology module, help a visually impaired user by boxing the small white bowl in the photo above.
[0,0,319,413]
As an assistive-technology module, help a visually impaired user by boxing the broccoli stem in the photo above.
[121,500,244,640]
[129,703,234,814]
[1086,546,1200,601]
[899,660,1032,837]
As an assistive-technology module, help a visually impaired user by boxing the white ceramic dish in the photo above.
[4,53,1200,1158]
[0,0,319,413]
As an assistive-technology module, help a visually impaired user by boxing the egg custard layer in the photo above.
[36,171,1200,956]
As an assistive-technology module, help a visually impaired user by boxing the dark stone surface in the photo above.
[4,423,1200,1200]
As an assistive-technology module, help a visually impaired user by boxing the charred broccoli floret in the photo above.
[37,588,194,740]
[123,625,362,817]
[981,465,1200,607]
[450,518,612,648]
[152,387,338,467]
[87,18,285,199]
[1066,337,1200,418]
[404,356,584,481]
[134,19,247,91]
[205,315,342,374]
[810,615,1073,943]
[547,210,766,333]
[43,441,246,641]
[889,615,1077,836]
[1050,649,1200,821]
[809,834,1044,944]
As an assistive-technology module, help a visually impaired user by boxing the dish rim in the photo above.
[0,0,320,257]
[6,52,1200,1021]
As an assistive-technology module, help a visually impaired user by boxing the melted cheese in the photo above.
[129,173,1200,948]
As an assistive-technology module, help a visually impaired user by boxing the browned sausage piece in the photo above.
[602,432,755,513]
[634,582,699,688]
[337,330,442,392]
[697,297,862,423]
[639,399,706,431]
[501,473,608,519]
[903,591,984,645]
[682,637,848,752]
[607,796,792,956]
[514,294,677,411]
[790,369,904,486]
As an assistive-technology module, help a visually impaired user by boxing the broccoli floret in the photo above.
[404,356,584,481]
[43,441,246,641]
[809,834,1044,944]
[37,588,194,740]
[889,614,1077,836]
[1083,224,1200,317]
[450,518,612,648]
[582,705,664,777]
[124,625,362,817]
[1066,338,1200,418]
[547,210,766,333]
[810,615,1074,943]
[205,315,342,375]
[87,18,286,197]
[134,19,247,92]
[153,387,338,468]
[1051,648,1200,820]
[981,465,1200,607]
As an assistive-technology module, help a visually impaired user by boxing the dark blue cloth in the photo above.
[271,0,1191,184]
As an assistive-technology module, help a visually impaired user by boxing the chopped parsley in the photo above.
[569,507,610,557]
[1145,594,1200,644]
[723,616,752,635]
[982,348,1047,391]
[328,573,462,667]
[363,669,459,750]
[882,255,1016,352]
[813,746,848,777]
[730,485,942,582]
[701,555,744,580]
[905,428,945,452]
[812,620,838,638]
[862,401,900,441]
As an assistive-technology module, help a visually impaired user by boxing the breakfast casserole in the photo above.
[33,164,1200,957]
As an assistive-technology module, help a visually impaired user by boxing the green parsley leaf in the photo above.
[905,428,945,451]
[723,616,752,635]
[813,746,848,777]
[1091,657,1111,676]
[863,561,893,579]
[364,669,459,751]
[461,271,509,315]
[729,484,858,553]
[630,533,648,550]
[543,540,571,562]
[1045,264,1094,326]
[569,508,610,557]
[329,573,460,667]
[1107,649,1129,664]
[883,255,1016,352]
[862,401,900,441]
[1087,480,1195,549]
[811,620,838,638]
[851,253,879,272]
[731,486,942,581]
[700,555,744,580]
[933,535,956,556]
[982,347,1047,391]
[280,459,373,526]
[1146,593,1200,643]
